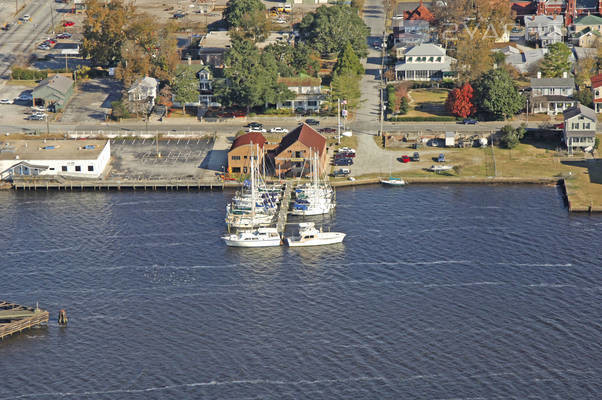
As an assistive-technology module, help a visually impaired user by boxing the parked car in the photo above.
[26,114,45,120]
[437,153,445,162]
[56,32,72,39]
[1,23,13,31]
[463,118,478,125]
[334,158,353,166]
[412,152,420,161]
[331,168,351,177]
[63,20,75,27]
[400,155,411,163]
[305,118,319,126]
[275,18,287,24]
[19,15,31,22]
[38,44,51,50]
[0,98,14,104]
[334,152,354,159]
[246,122,262,129]
[511,27,521,33]
[15,93,33,101]
[248,128,267,133]
[45,39,57,45]
[338,147,355,153]
[319,127,336,134]
[269,127,288,133]
[173,13,186,19]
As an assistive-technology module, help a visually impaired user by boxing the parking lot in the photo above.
[60,78,122,123]
[108,136,216,180]
[0,83,41,124]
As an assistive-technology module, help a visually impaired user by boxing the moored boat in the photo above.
[286,222,345,247]
[222,228,282,247]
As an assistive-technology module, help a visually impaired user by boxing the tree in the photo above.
[156,85,173,108]
[540,43,572,78]
[453,26,494,82]
[232,8,271,43]
[446,82,476,118]
[82,0,134,67]
[332,42,364,76]
[574,89,594,108]
[224,0,265,28]
[298,5,369,57]
[331,71,361,109]
[472,69,525,120]
[575,56,597,88]
[499,124,526,149]
[386,84,396,114]
[264,42,320,77]
[173,68,199,114]
[399,96,409,115]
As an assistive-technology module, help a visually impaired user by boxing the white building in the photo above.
[524,14,564,47]
[127,76,158,106]
[277,76,324,111]
[562,104,598,153]
[395,44,455,81]
[0,140,110,180]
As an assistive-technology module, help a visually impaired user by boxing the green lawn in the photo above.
[405,89,451,118]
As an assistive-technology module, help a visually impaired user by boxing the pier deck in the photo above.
[11,178,242,191]
[276,182,293,233]
[0,302,49,341]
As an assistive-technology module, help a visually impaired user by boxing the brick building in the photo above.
[273,124,327,178]
[227,132,266,174]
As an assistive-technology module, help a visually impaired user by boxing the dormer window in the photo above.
[436,57,441,62]
[407,57,413,62]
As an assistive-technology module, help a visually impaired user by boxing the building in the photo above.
[273,124,327,177]
[524,14,564,46]
[197,31,230,66]
[562,104,598,152]
[569,14,602,46]
[505,48,548,74]
[32,75,74,111]
[0,140,110,180]
[592,73,602,113]
[530,72,576,114]
[127,76,158,112]
[392,16,430,46]
[536,0,602,26]
[276,76,324,112]
[402,1,435,22]
[395,44,455,81]
[227,132,266,174]
[197,66,214,105]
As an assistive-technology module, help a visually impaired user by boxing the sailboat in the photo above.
[291,153,335,216]
[380,155,406,186]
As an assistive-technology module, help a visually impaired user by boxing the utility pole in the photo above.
[337,98,341,145]
[50,3,55,35]
[380,87,384,137]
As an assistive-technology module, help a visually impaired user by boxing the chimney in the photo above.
[537,71,541,79]
[563,71,568,78]
[187,56,191,65]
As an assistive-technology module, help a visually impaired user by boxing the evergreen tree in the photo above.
[173,68,199,113]
[331,72,361,109]
[223,0,265,28]
[472,69,525,120]
[332,42,364,76]
[540,43,572,78]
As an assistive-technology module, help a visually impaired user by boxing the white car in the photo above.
[269,127,288,133]
[338,147,356,154]
[0,98,14,104]
[15,94,33,101]
[275,18,287,24]
[248,128,267,133]
[20,15,31,21]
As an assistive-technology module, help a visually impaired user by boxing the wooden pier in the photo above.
[276,181,293,233]
[0,302,49,341]
[11,178,242,191]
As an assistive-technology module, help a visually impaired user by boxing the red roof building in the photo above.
[227,132,267,174]
[592,73,602,113]
[403,1,435,22]
[273,123,328,177]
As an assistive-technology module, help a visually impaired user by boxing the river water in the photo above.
[0,185,600,399]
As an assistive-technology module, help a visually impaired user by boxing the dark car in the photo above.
[437,153,445,162]
[334,158,353,166]
[412,152,420,161]
[400,155,411,163]
[1,23,12,31]
[330,168,351,177]
[246,122,263,129]
[319,127,336,134]
[173,13,186,19]
[305,118,319,126]
[56,32,72,39]
[334,152,355,158]
[463,118,478,125]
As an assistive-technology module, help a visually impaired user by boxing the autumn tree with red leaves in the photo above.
[446,82,476,118]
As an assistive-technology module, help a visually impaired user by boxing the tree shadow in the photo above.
[561,159,602,185]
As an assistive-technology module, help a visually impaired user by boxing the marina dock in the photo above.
[0,302,49,341]
[276,182,293,233]
[11,178,242,191]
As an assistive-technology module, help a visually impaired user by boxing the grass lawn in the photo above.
[7,80,38,87]
[405,89,451,118]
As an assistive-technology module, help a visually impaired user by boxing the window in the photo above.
[88,165,94,172]
[75,166,81,172]
[572,123,579,129]
[584,123,590,129]
[308,100,317,106]
[232,156,241,160]
[232,167,240,173]
[49,167,55,171]
[61,166,67,172]
[407,57,413,62]
[244,155,247,159]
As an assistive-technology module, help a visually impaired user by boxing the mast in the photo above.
[250,142,255,218]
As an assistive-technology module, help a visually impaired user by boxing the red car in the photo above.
[45,39,56,45]
[400,155,411,163]
[63,21,75,27]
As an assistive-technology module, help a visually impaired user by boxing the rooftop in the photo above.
[563,104,598,123]
[230,132,267,152]
[524,14,564,26]
[275,124,326,157]
[591,73,602,88]
[0,140,108,161]
[530,77,575,88]
[34,75,73,95]
[405,43,446,57]
[574,14,602,25]
[277,75,321,87]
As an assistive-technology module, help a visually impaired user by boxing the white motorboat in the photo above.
[380,177,406,186]
[428,165,453,172]
[286,222,345,247]
[222,228,282,247]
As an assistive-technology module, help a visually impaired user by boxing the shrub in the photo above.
[499,124,526,149]
[11,67,48,80]
[263,108,295,116]
[110,101,130,120]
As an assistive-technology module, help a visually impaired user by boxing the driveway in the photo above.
[60,78,122,123]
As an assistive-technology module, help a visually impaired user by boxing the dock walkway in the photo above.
[276,182,293,233]
[11,178,242,191]
[0,302,49,341]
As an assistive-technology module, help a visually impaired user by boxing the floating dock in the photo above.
[0,301,49,341]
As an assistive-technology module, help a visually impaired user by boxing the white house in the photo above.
[563,104,598,153]
[0,140,111,180]
[395,44,455,81]
[127,76,158,106]
[592,73,602,113]
[530,72,576,115]
[277,76,324,111]
[524,14,564,47]
[197,66,214,105]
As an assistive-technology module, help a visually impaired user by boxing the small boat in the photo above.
[286,222,345,247]
[222,228,282,247]
[380,177,406,186]
[427,165,453,172]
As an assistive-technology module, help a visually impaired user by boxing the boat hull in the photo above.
[222,237,282,247]
[286,232,346,247]
[380,179,406,186]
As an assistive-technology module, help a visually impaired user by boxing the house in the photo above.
[197,31,230,66]
[592,73,602,113]
[276,76,324,112]
[197,66,215,105]
[273,123,327,177]
[536,0,602,26]
[530,72,576,114]
[392,16,430,46]
[569,14,602,46]
[505,48,548,74]
[563,104,598,152]
[402,1,435,22]
[395,44,455,81]
[0,140,110,180]
[228,132,266,174]
[32,75,74,111]
[127,76,158,112]
[73,0,86,13]
[524,14,564,46]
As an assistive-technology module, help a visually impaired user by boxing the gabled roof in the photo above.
[275,124,326,157]
[525,14,564,27]
[574,14,602,26]
[530,77,575,88]
[277,75,321,87]
[405,43,446,57]
[403,3,435,23]
[563,104,598,123]
[591,73,602,89]
[34,75,73,95]
[230,132,266,152]
[129,76,158,91]
[576,0,599,9]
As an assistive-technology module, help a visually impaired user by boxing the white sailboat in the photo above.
[222,227,282,247]
[291,153,335,216]
[286,222,345,247]
[380,155,406,186]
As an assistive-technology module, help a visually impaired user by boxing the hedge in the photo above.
[11,67,48,80]
[388,116,457,122]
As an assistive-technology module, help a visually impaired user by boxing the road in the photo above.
[0,0,56,79]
